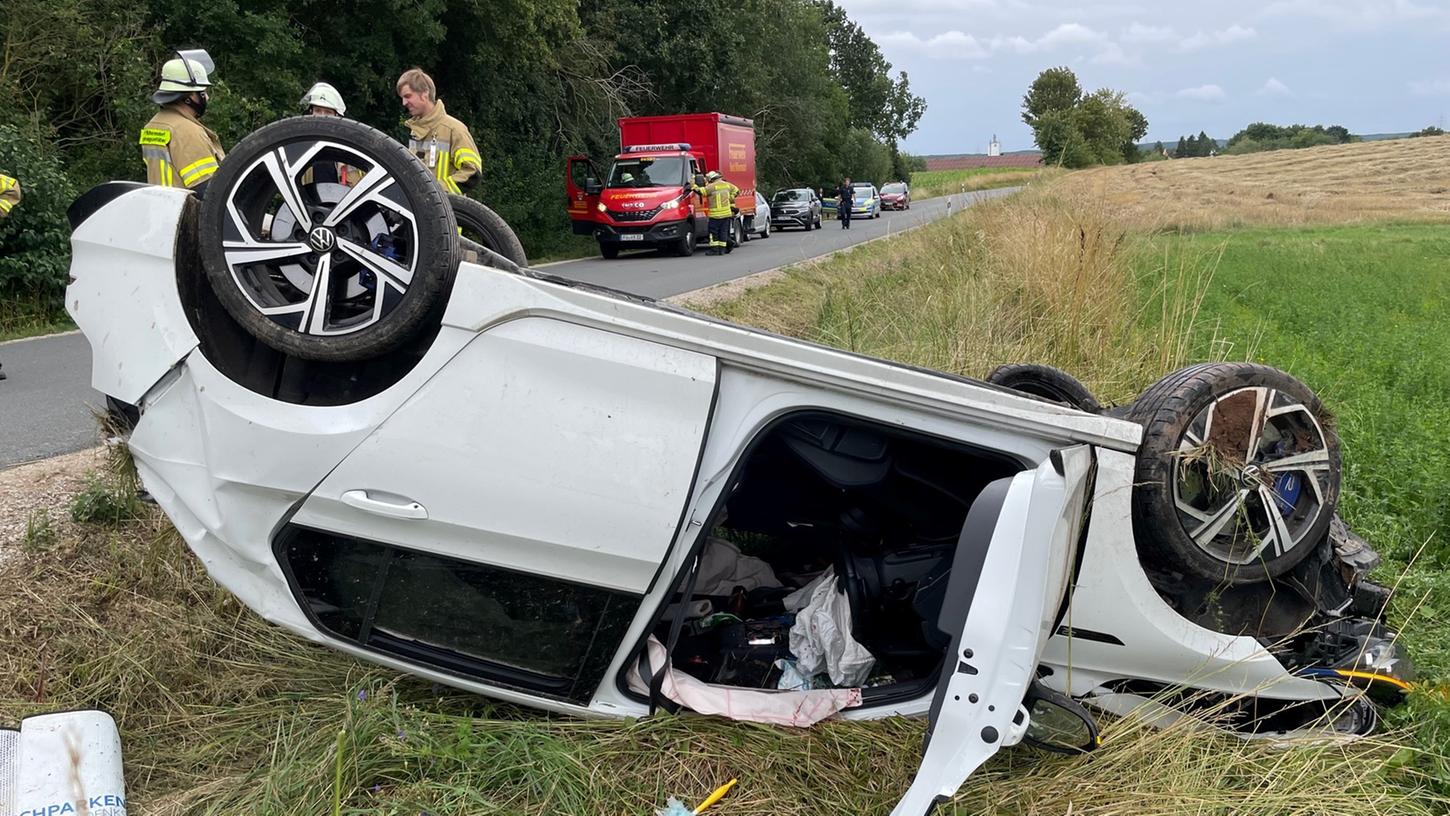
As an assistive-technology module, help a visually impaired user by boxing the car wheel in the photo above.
[985,363,1102,414]
[600,242,620,259]
[1126,363,1342,585]
[762,221,770,239]
[448,194,526,267]
[675,226,696,256]
[197,116,458,362]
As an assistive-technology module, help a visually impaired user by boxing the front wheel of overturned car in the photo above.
[448,194,527,267]
[1126,362,1342,585]
[986,363,1102,414]
[197,116,459,362]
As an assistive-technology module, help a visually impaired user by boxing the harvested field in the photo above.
[1055,135,1450,231]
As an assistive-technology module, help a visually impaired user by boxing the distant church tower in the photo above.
[988,135,1002,157]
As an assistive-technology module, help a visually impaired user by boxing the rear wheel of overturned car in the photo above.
[1126,363,1342,585]
[197,116,459,362]
[448,194,526,267]
[986,363,1102,414]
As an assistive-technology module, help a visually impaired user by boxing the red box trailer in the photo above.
[566,113,757,259]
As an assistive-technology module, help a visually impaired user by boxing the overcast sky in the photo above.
[837,0,1450,155]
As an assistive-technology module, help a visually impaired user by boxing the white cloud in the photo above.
[1263,0,1450,29]
[1257,77,1292,96]
[1410,77,1450,96]
[1121,22,1177,43]
[878,22,1112,60]
[1176,84,1227,101]
[878,30,990,59]
[1090,41,1138,65]
[1179,25,1257,50]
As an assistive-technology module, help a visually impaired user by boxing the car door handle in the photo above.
[340,490,428,520]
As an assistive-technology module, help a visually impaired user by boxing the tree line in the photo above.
[0,0,924,327]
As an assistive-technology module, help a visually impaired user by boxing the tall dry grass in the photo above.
[695,182,1216,404]
[1055,134,1450,232]
[0,509,1441,814]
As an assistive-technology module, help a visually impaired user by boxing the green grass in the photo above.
[0,292,73,341]
[1144,222,1450,786]
[909,166,1043,198]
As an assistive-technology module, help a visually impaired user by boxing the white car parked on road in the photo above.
[65,117,1409,814]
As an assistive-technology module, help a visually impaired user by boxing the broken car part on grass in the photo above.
[65,117,1411,814]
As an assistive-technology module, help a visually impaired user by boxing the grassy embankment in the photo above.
[3,137,1448,813]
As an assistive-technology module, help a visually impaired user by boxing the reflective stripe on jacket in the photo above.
[139,104,226,190]
[405,99,481,194]
[0,174,20,217]
[704,179,740,219]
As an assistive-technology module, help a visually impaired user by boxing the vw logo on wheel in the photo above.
[308,226,337,253]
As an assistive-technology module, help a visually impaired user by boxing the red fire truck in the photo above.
[566,113,757,258]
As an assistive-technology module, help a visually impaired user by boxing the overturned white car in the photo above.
[66,117,1409,814]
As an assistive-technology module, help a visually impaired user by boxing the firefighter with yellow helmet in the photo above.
[0,171,18,380]
[702,170,740,256]
[139,50,226,194]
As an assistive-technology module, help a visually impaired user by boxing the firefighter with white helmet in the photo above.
[139,50,225,195]
[299,82,347,116]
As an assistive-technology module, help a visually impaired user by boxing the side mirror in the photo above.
[1022,682,1099,754]
[584,179,602,195]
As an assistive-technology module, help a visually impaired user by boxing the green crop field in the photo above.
[909,166,1044,198]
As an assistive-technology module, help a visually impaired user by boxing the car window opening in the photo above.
[636,412,1022,708]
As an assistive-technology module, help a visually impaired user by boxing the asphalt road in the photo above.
[544,188,1016,298]
[0,188,1014,468]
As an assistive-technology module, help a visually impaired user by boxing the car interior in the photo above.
[634,412,1024,705]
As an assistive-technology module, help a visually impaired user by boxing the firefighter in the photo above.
[0,171,18,379]
[139,51,225,195]
[702,170,740,256]
[396,68,481,194]
[299,82,354,186]
[300,81,346,116]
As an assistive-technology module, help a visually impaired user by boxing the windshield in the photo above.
[773,189,811,202]
[882,183,907,194]
[607,156,686,189]
[854,189,875,201]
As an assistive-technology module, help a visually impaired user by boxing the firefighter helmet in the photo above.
[300,82,347,115]
[706,170,722,181]
[152,50,214,104]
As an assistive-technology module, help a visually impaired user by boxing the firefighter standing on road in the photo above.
[702,170,740,256]
[140,51,226,195]
[396,68,481,194]
[0,171,19,381]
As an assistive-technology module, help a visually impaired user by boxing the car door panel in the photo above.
[892,445,1094,815]
[292,316,718,594]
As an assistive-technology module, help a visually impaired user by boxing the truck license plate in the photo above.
[620,234,645,242]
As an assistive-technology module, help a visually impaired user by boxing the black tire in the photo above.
[448,194,526,267]
[761,220,770,239]
[599,242,620,259]
[674,226,696,256]
[986,364,1102,414]
[198,116,458,362]
[1125,363,1342,585]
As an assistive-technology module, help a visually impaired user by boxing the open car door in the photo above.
[565,155,602,226]
[892,445,1094,815]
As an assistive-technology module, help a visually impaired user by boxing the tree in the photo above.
[815,1,926,143]
[1196,131,1213,156]
[1120,106,1149,162]
[1411,125,1446,137]
[1174,136,1188,157]
[1021,66,1082,128]
[1184,134,1199,157]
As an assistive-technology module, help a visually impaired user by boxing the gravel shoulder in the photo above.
[0,446,106,557]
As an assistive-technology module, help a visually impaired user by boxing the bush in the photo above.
[0,124,78,334]
[69,471,143,525]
